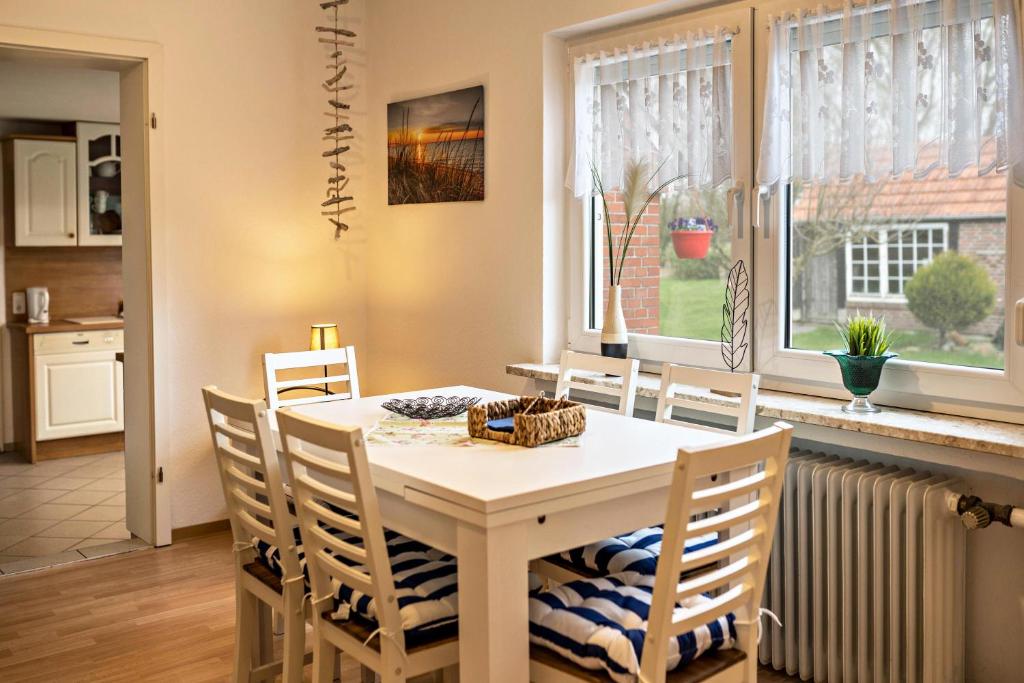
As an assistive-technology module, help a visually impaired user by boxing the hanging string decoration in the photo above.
[318,0,356,237]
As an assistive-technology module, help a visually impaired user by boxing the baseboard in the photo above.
[171,518,230,542]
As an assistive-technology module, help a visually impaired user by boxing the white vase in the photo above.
[601,285,628,358]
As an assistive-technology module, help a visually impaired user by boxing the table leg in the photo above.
[456,520,530,682]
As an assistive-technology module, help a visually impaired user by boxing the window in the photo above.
[568,7,754,369]
[567,0,1024,415]
[844,224,948,301]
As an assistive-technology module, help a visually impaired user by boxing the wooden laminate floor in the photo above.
[0,530,799,682]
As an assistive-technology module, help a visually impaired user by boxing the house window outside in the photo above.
[788,171,1006,370]
[845,224,947,301]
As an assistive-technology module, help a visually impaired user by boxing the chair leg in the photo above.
[256,601,274,667]
[282,603,306,683]
[233,585,258,683]
[360,665,376,683]
[311,620,336,683]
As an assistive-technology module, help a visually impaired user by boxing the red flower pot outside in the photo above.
[671,230,713,259]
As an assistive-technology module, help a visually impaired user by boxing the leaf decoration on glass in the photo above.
[318,0,356,237]
[720,259,750,372]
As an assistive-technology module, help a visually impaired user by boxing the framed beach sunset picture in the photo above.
[387,85,485,205]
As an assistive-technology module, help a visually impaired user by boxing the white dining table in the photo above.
[268,385,732,682]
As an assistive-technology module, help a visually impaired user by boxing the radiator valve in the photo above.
[951,494,1023,530]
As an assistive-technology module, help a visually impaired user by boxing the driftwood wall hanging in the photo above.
[319,0,356,237]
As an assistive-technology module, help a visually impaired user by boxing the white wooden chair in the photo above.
[533,364,761,585]
[555,349,640,416]
[277,409,460,683]
[263,346,360,410]
[201,386,309,683]
[529,422,793,683]
[656,363,759,435]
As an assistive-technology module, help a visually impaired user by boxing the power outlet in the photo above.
[11,292,25,316]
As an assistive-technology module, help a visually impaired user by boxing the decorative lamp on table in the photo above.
[309,323,340,394]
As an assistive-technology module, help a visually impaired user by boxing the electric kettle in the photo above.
[26,287,49,324]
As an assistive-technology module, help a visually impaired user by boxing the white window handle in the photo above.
[1016,299,1024,346]
[756,186,772,239]
[727,182,745,240]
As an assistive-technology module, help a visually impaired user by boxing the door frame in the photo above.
[0,25,170,546]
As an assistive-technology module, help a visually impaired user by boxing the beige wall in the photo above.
[0,61,119,122]
[360,0,701,396]
[0,0,368,529]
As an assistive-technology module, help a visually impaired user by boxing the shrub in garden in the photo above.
[904,252,996,346]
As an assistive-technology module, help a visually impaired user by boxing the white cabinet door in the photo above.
[13,139,78,247]
[34,351,124,441]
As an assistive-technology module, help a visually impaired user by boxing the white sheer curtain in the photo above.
[568,27,735,197]
[757,0,1024,193]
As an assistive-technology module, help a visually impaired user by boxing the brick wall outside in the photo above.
[958,221,1006,336]
[600,191,661,335]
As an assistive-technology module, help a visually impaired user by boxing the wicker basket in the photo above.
[467,396,586,448]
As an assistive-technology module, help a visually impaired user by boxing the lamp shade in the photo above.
[309,323,340,351]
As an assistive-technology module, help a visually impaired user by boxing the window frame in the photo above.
[565,5,756,371]
[750,0,1024,419]
[563,0,1024,420]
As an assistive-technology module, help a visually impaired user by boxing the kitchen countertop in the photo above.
[7,319,124,334]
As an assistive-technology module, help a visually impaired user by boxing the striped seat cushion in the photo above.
[254,523,458,643]
[556,527,718,577]
[529,572,735,683]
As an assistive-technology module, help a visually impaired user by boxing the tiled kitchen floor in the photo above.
[0,450,145,575]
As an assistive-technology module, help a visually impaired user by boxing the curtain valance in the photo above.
[568,27,735,196]
[757,0,1024,192]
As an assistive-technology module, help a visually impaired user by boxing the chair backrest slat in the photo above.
[277,409,406,650]
[202,386,302,580]
[555,350,640,416]
[263,346,360,411]
[656,363,759,434]
[638,422,792,683]
[670,583,752,639]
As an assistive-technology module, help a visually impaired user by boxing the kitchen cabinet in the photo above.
[3,138,78,247]
[8,323,125,462]
[76,123,122,246]
[33,330,124,441]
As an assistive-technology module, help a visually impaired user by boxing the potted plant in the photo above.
[824,312,897,414]
[592,159,684,358]
[668,216,716,259]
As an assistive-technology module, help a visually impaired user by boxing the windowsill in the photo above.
[506,362,1024,461]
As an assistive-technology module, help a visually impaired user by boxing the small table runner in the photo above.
[366,413,579,448]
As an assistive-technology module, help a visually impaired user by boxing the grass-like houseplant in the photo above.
[824,312,898,413]
[592,158,684,357]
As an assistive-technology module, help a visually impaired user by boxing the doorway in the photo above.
[0,27,169,574]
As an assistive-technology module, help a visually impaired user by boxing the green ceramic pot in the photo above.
[823,351,898,413]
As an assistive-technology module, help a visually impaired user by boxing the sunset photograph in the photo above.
[387,85,484,204]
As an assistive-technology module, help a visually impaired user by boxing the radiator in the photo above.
[758,449,966,682]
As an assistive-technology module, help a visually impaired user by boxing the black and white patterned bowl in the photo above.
[381,396,481,420]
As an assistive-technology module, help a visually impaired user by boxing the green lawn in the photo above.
[659,277,725,341]
[659,277,1004,369]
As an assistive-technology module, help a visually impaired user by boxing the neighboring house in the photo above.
[790,169,1006,337]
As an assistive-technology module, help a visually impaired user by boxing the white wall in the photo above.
[360,0,702,396]
[0,0,368,530]
[0,61,119,122]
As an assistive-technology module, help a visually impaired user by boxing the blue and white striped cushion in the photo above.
[529,572,735,683]
[558,527,719,576]
[254,525,459,643]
